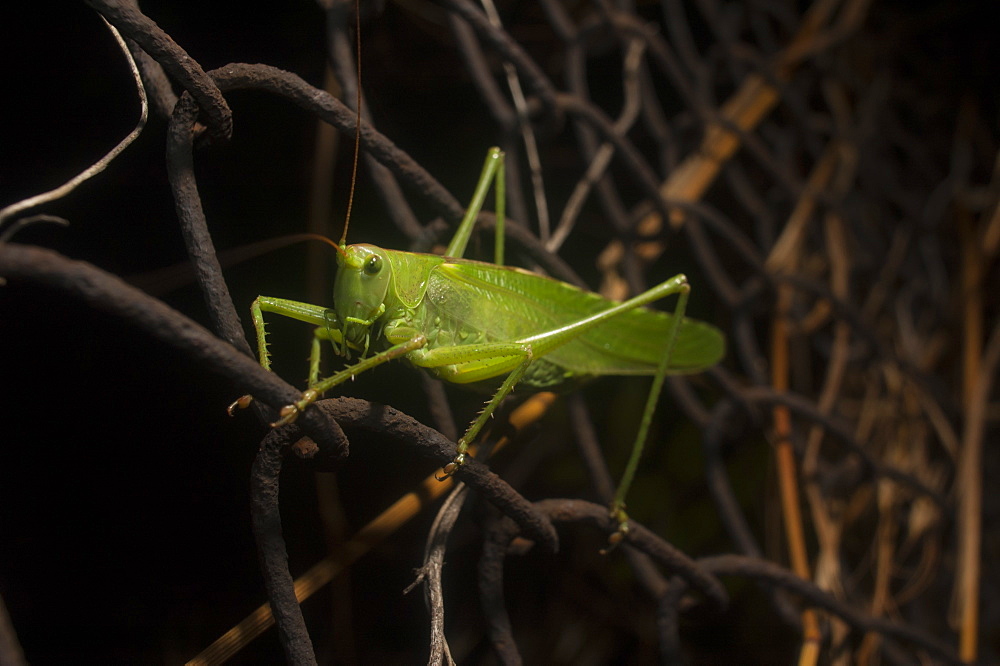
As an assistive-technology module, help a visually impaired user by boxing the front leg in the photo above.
[229,295,334,415]
[270,335,428,427]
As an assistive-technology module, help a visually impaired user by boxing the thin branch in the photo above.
[0,17,148,231]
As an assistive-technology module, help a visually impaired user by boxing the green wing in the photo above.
[423,260,724,379]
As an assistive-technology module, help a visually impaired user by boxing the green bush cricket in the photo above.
[234,147,724,535]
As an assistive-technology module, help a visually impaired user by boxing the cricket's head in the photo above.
[332,243,391,357]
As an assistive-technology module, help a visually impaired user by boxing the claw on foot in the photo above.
[600,504,630,555]
[269,388,320,428]
[435,452,467,481]
[227,394,254,417]
[270,403,301,427]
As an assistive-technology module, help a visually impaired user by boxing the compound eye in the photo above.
[363,254,382,276]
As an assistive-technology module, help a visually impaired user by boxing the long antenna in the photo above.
[339,0,363,248]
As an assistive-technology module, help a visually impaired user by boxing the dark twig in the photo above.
[0,593,26,666]
[206,64,465,225]
[84,0,232,140]
[701,396,804,630]
[565,394,674,613]
[0,243,348,456]
[125,37,177,119]
[166,93,249,357]
[4,0,992,662]
[740,386,948,507]
[478,498,728,661]
[252,429,320,666]
[433,0,560,121]
[697,555,966,665]
[308,399,560,553]
[478,512,524,666]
